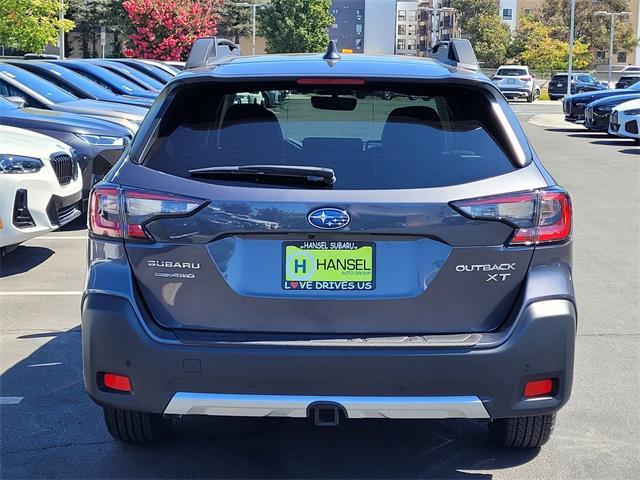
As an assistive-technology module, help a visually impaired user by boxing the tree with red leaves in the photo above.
[123,0,222,60]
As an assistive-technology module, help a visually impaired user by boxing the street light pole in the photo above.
[233,2,269,55]
[594,11,630,87]
[59,0,65,59]
[567,0,576,97]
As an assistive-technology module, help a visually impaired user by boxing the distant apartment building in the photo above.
[416,0,460,56]
[395,1,419,55]
[329,0,366,53]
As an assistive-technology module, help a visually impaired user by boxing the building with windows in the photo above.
[396,1,419,55]
[416,0,460,56]
[329,0,366,53]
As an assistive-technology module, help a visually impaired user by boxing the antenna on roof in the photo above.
[323,40,341,61]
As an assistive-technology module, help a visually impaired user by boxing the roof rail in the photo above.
[185,37,240,70]
[428,39,479,71]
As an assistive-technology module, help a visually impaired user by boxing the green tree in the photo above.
[511,17,591,74]
[451,0,510,67]
[541,0,637,57]
[0,0,74,53]
[259,0,333,53]
[68,0,132,57]
[452,0,499,32]
[217,0,256,44]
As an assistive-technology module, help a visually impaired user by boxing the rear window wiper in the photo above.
[188,165,336,188]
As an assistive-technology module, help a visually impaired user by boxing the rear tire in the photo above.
[103,407,171,444]
[489,413,555,448]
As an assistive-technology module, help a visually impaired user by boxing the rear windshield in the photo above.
[552,75,568,81]
[497,68,527,76]
[142,83,518,190]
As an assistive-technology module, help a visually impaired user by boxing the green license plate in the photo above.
[282,241,375,291]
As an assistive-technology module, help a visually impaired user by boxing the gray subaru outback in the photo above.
[83,39,575,448]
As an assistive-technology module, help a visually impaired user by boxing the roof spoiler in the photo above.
[185,37,240,70]
[428,39,479,71]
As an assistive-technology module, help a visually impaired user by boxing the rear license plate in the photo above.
[508,78,516,84]
[282,241,375,291]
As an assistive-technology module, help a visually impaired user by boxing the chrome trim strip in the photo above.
[164,393,490,419]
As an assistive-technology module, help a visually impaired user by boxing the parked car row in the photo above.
[0,56,179,254]
[562,80,640,143]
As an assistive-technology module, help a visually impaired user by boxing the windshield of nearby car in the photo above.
[63,62,141,94]
[143,83,518,190]
[0,65,77,103]
[497,68,528,77]
[35,63,115,97]
[100,63,162,90]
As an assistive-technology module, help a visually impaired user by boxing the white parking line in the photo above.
[28,362,63,368]
[0,397,24,405]
[38,236,87,240]
[0,291,83,296]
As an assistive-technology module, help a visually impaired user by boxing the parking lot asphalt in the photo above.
[1,101,639,479]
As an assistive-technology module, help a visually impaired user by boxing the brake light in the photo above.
[296,78,366,85]
[451,188,572,246]
[522,76,532,81]
[89,185,206,241]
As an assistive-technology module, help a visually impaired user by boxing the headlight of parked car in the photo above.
[77,134,126,146]
[0,154,44,174]
[623,108,640,116]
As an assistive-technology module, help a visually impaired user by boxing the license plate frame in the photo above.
[282,241,376,291]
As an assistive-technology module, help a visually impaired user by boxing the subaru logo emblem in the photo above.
[307,208,350,230]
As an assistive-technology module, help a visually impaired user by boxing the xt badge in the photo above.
[455,263,516,282]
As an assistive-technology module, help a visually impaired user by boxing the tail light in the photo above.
[522,76,532,81]
[451,188,572,246]
[89,185,206,241]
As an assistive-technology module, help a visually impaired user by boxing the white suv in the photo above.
[0,126,82,254]
[492,65,540,103]
[609,98,640,144]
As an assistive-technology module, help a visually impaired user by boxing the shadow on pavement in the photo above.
[619,148,639,155]
[589,139,638,147]
[0,245,54,277]
[1,328,539,479]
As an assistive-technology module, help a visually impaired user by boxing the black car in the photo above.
[84,38,575,450]
[548,72,606,100]
[615,75,640,89]
[0,96,130,206]
[50,60,158,100]
[4,61,153,108]
[584,92,640,131]
[0,63,147,131]
[563,81,640,122]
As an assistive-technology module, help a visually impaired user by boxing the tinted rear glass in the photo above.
[552,75,568,81]
[497,68,527,76]
[143,83,518,190]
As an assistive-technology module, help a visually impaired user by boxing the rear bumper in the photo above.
[82,293,576,420]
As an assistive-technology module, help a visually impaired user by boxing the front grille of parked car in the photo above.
[50,154,77,186]
[12,189,36,229]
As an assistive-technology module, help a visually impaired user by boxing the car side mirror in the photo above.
[6,96,26,108]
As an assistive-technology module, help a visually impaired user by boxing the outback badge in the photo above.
[307,208,350,230]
